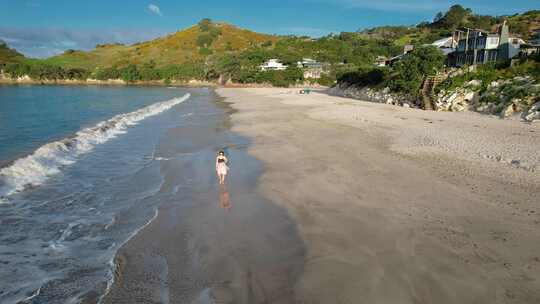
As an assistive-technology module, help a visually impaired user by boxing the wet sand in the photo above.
[217,88,540,304]
[103,93,304,303]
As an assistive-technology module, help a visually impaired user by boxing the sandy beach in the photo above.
[217,88,540,303]
[100,87,540,304]
[102,92,305,304]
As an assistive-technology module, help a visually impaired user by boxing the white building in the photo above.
[296,58,321,68]
[260,59,288,71]
[297,58,327,79]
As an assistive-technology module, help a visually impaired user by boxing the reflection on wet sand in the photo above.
[219,185,232,210]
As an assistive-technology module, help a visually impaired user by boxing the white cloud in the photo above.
[148,4,163,16]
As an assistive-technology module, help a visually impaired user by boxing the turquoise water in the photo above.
[0,85,184,162]
[0,85,214,303]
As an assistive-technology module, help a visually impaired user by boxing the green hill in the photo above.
[1,8,538,87]
[43,20,279,70]
[0,41,24,64]
[359,6,540,47]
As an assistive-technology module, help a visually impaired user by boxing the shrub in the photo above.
[389,45,445,97]
[4,63,30,78]
[199,47,213,56]
[197,34,214,48]
[317,74,335,86]
[66,68,90,80]
[95,67,121,80]
[337,68,388,87]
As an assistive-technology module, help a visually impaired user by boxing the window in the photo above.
[476,37,486,49]
[477,51,484,63]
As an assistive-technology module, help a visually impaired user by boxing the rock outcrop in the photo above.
[330,76,539,122]
[328,83,416,108]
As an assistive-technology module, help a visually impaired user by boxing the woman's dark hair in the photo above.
[218,150,225,155]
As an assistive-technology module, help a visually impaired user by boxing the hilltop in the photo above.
[359,6,540,48]
[43,20,279,70]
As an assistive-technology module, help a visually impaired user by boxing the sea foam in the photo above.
[0,94,190,199]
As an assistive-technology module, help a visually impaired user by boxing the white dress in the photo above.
[216,158,228,175]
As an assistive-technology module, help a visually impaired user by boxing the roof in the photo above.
[455,27,489,34]
[431,37,454,48]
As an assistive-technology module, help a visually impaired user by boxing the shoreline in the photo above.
[0,76,328,89]
[2,79,537,124]
[99,208,160,304]
[102,89,306,303]
[217,87,540,303]
[0,78,218,87]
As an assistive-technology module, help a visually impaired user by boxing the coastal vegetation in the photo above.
[437,53,540,93]
[336,45,447,98]
[0,6,539,90]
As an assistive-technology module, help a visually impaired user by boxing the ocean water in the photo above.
[0,85,212,303]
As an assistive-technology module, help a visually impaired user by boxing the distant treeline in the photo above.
[0,61,205,83]
[2,62,90,80]
[1,60,327,87]
[93,62,205,83]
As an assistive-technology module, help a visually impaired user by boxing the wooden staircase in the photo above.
[420,74,445,110]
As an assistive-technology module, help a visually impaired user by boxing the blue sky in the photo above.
[0,0,537,58]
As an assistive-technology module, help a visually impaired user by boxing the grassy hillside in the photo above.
[0,41,24,64]
[359,7,540,47]
[506,10,540,40]
[43,21,279,70]
[1,8,538,88]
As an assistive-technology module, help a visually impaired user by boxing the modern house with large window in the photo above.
[451,22,524,67]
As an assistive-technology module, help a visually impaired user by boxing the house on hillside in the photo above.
[431,36,458,55]
[521,29,540,57]
[374,56,388,67]
[297,58,328,79]
[374,37,459,67]
[380,44,415,67]
[451,22,525,67]
[520,43,540,57]
[260,59,288,71]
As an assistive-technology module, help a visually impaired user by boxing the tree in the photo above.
[434,12,444,23]
[4,62,30,78]
[66,68,90,80]
[139,61,160,80]
[442,5,470,29]
[198,18,212,31]
[95,67,120,80]
[120,64,140,82]
[197,34,214,48]
[389,46,446,97]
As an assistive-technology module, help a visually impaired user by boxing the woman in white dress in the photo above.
[216,150,229,185]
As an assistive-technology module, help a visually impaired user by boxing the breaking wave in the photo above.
[0,94,190,199]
